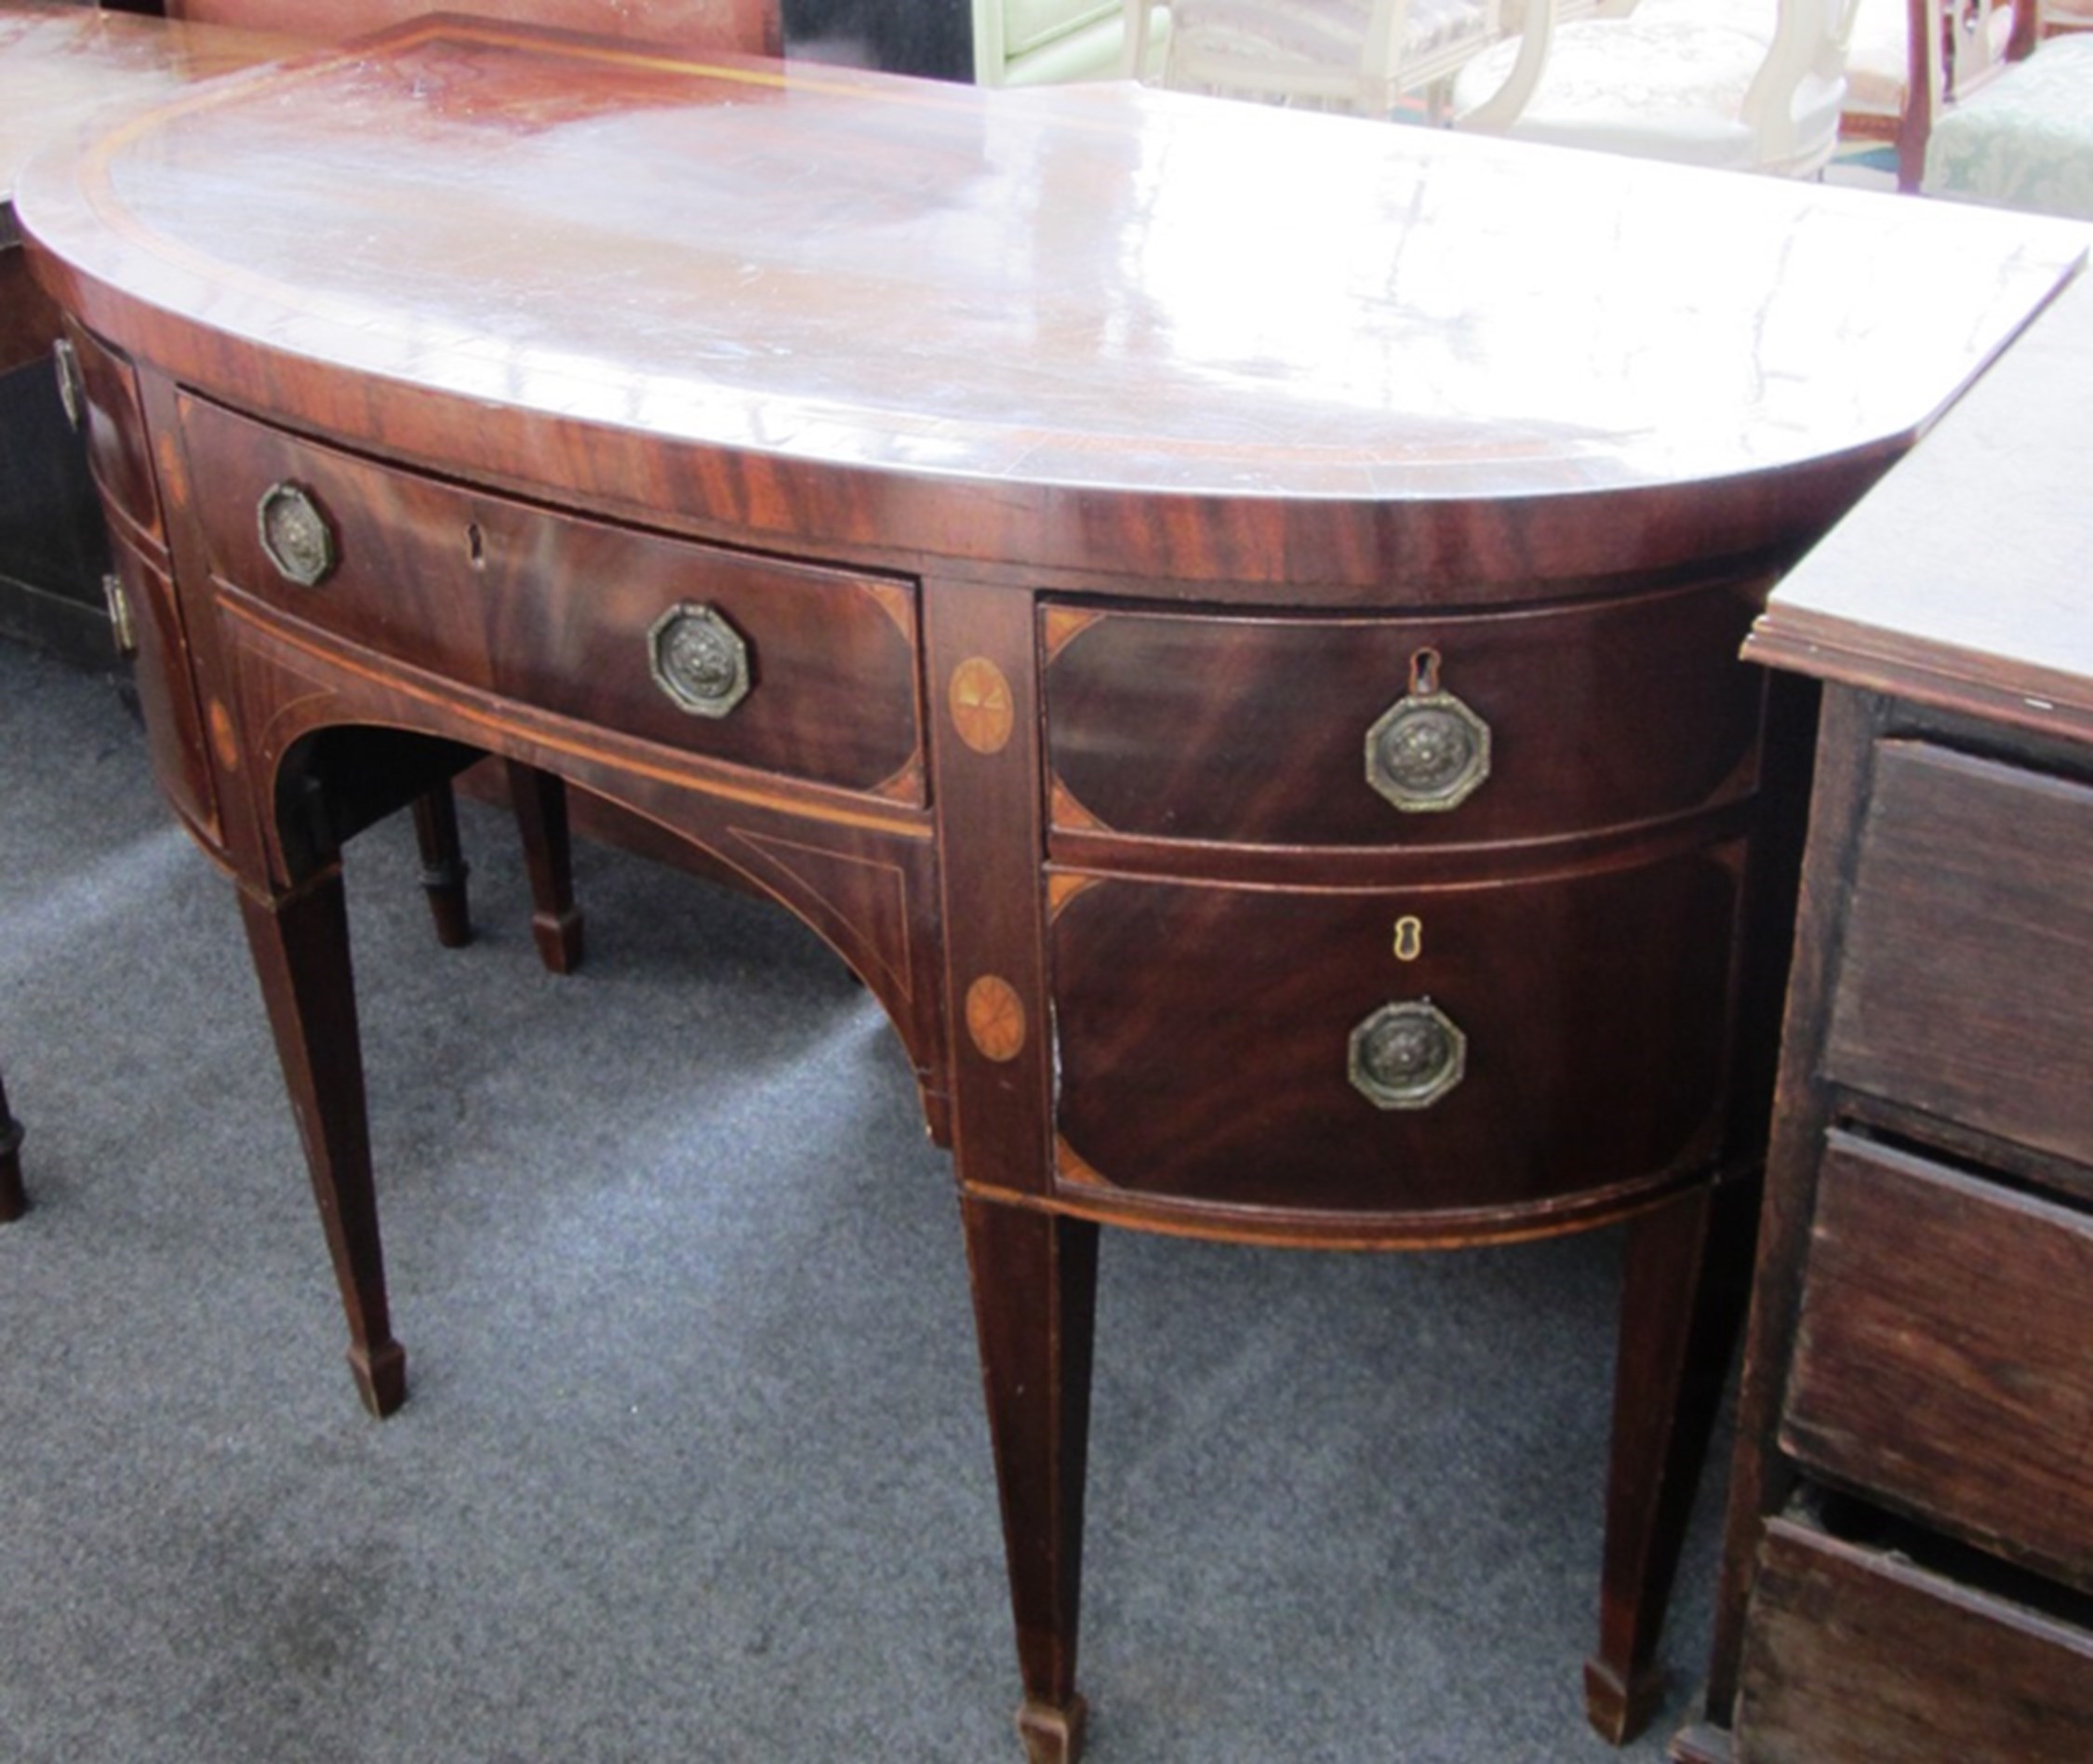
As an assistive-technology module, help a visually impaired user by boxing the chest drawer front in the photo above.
[178,397,925,802]
[1041,586,1761,849]
[1735,1517,2093,1764]
[1780,1136,2093,1593]
[1048,843,1739,1220]
[1826,740,2093,1165]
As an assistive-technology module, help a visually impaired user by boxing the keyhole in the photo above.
[1393,916,1422,962]
[1409,647,1442,696]
[465,522,486,569]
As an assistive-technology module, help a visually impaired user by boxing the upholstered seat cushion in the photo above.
[1452,15,1843,169]
[1923,33,2093,219]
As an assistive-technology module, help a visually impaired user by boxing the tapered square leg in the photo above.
[0,1064,24,1223]
[504,761,584,974]
[409,782,473,950]
[1585,1176,1754,1742]
[962,1197,1099,1764]
[238,872,406,1417]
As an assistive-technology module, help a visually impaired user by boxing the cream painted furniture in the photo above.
[1122,0,1547,115]
[1450,0,1858,174]
[1639,0,2031,190]
[972,0,1167,84]
[1922,30,2093,217]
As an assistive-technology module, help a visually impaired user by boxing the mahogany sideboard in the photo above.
[1673,274,2093,1761]
[18,22,2084,1757]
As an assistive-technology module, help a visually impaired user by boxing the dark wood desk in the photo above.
[1675,274,2093,1763]
[19,22,2084,1757]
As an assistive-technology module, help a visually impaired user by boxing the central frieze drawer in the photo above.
[178,395,924,802]
[1825,740,2093,1167]
[1048,842,1740,1220]
[1781,1134,2093,1596]
[1041,587,1762,849]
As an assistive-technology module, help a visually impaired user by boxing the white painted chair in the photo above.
[1449,0,1861,176]
[1121,0,1559,118]
[1627,0,2032,188]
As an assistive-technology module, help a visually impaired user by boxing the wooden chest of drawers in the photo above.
[1677,275,2093,1764]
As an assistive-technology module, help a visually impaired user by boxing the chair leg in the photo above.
[237,872,406,1418]
[1583,1174,1755,1743]
[409,782,473,949]
[0,1062,25,1223]
[503,760,584,974]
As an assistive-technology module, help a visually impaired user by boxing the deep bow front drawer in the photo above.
[1047,839,1741,1223]
[177,396,925,802]
[1040,587,1763,849]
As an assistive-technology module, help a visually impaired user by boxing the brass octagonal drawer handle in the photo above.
[257,481,339,587]
[1348,998,1466,1110]
[1365,648,1491,813]
[648,602,752,717]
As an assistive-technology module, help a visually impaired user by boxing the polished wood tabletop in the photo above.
[21,18,2083,594]
[17,19,2089,1762]
[0,2,298,207]
[1,1,296,373]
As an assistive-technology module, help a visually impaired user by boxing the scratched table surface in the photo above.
[17,16,2085,523]
[0,2,298,215]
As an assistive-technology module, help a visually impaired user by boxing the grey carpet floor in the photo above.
[0,635,1727,1762]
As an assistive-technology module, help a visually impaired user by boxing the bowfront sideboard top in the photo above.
[19,20,2084,585]
[15,20,2088,1761]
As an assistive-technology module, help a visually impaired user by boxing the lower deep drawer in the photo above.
[1735,1516,2093,1762]
[1047,843,1740,1224]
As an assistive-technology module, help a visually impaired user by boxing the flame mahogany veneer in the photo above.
[18,19,2085,1759]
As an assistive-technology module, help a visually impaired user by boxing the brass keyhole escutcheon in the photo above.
[1393,916,1422,962]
